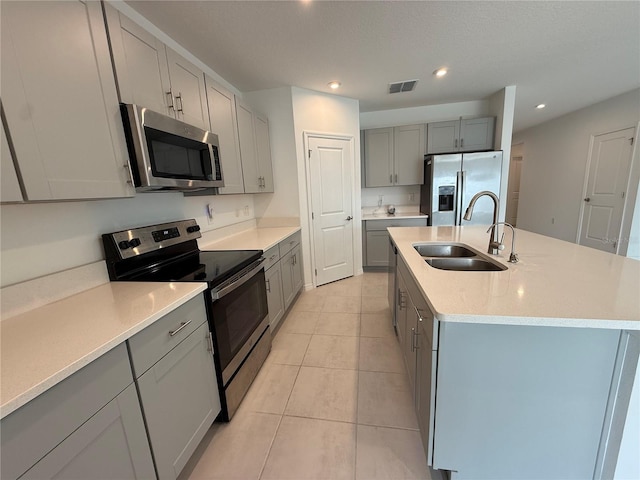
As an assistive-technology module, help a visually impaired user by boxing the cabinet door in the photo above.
[137,322,221,480]
[281,250,296,310]
[416,312,436,464]
[364,128,394,187]
[1,1,134,200]
[365,230,391,267]
[394,124,425,185]
[254,113,275,192]
[21,384,155,480]
[395,273,408,350]
[205,76,245,194]
[166,47,209,130]
[236,99,261,193]
[104,5,172,115]
[427,120,460,154]
[404,291,418,396]
[266,263,285,332]
[459,117,495,152]
[1,119,23,203]
[291,244,303,294]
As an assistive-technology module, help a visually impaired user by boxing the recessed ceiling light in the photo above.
[328,81,341,90]
[536,104,546,109]
[434,68,448,77]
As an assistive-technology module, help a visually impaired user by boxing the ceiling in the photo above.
[126,1,640,132]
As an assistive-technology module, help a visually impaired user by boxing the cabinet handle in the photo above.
[398,290,406,310]
[175,92,184,112]
[389,174,393,183]
[394,173,398,183]
[410,327,416,352]
[266,278,271,292]
[293,254,296,266]
[269,254,278,261]
[454,138,458,148]
[207,332,214,352]
[460,138,464,148]
[169,319,192,337]
[166,90,175,110]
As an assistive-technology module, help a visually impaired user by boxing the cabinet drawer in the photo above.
[279,231,301,257]
[264,245,280,270]
[1,344,133,480]
[128,295,207,378]
[365,218,428,231]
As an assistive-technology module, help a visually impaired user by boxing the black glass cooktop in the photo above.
[125,249,262,287]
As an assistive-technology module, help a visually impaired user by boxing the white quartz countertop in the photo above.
[362,213,428,221]
[0,281,206,419]
[389,226,640,330]
[200,226,301,251]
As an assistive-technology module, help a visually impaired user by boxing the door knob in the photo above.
[346,216,353,221]
[584,197,591,202]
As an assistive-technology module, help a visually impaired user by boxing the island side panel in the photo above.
[433,321,620,480]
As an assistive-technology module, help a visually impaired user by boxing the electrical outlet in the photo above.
[244,205,249,216]
[206,203,214,224]
[551,217,555,224]
[409,192,415,202]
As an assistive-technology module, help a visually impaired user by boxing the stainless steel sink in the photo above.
[425,257,507,272]
[414,244,476,258]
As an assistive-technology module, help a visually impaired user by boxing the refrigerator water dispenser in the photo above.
[438,186,455,211]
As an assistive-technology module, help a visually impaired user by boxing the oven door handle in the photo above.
[211,257,266,300]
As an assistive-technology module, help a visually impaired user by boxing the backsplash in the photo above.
[361,185,420,208]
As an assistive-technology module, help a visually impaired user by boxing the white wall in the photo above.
[290,87,362,286]
[513,89,640,244]
[360,100,489,129]
[0,193,255,287]
[489,86,517,222]
[243,87,299,220]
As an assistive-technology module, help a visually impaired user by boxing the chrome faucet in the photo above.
[487,222,519,263]
[463,191,500,255]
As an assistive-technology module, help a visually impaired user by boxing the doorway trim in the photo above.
[303,131,358,288]
[576,123,640,255]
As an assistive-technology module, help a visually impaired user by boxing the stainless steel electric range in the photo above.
[102,219,270,420]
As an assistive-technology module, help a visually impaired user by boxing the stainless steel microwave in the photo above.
[120,104,224,191]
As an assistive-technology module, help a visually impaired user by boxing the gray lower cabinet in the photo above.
[21,384,154,480]
[1,344,154,480]
[396,257,438,467]
[364,218,428,267]
[281,244,303,310]
[129,297,221,480]
[266,261,285,331]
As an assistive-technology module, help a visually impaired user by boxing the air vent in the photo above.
[389,79,418,94]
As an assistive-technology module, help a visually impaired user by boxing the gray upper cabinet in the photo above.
[205,75,245,194]
[364,128,394,187]
[1,1,134,201]
[427,117,495,154]
[236,98,274,193]
[1,119,23,203]
[364,125,425,187]
[106,5,209,131]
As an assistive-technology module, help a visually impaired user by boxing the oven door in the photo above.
[209,262,269,385]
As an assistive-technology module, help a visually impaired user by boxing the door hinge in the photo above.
[630,137,634,146]
[312,212,315,220]
[309,149,312,158]
[207,332,214,352]
[315,269,317,276]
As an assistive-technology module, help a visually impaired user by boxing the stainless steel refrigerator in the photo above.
[420,151,503,226]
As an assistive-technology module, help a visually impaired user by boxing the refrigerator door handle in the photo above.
[455,170,462,225]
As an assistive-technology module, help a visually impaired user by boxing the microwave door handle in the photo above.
[211,258,266,300]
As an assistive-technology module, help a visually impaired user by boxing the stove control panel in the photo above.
[103,219,202,260]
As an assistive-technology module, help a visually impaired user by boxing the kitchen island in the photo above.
[388,226,639,480]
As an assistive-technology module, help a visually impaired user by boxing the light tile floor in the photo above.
[181,272,444,480]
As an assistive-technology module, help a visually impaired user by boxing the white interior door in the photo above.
[579,127,635,253]
[308,135,354,286]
